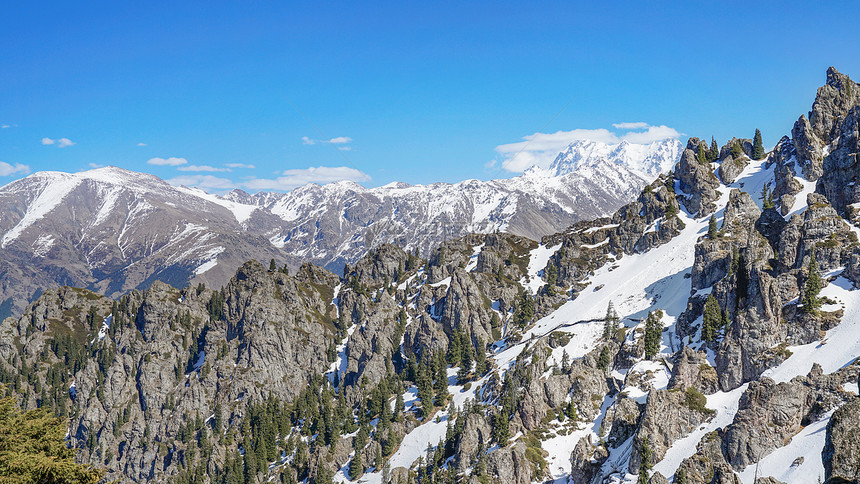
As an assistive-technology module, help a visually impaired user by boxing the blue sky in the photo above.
[1,1,859,192]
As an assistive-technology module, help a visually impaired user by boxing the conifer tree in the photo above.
[394,392,404,422]
[643,311,661,359]
[802,253,823,313]
[513,291,535,328]
[473,338,487,376]
[709,137,719,162]
[708,215,718,239]
[348,453,363,480]
[458,339,473,382]
[597,346,611,371]
[492,412,509,446]
[637,436,653,484]
[752,128,765,160]
[0,390,103,483]
[702,294,721,342]
[697,145,708,165]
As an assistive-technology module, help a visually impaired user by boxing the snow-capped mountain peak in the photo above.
[548,138,683,178]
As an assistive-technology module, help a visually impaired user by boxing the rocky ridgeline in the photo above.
[2,67,860,484]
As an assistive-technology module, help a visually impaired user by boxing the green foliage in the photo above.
[702,294,721,342]
[752,128,765,160]
[664,200,678,218]
[474,338,487,377]
[802,253,823,313]
[491,412,509,446]
[643,311,661,359]
[730,141,743,159]
[597,346,610,371]
[513,291,535,328]
[0,389,103,483]
[760,182,775,210]
[269,258,277,272]
[675,466,687,484]
[206,290,225,321]
[683,387,715,416]
[709,137,719,162]
[348,453,363,480]
[708,215,718,239]
[544,264,558,295]
[637,436,653,484]
[696,145,708,165]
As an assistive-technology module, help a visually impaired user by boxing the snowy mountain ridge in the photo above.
[0,139,681,318]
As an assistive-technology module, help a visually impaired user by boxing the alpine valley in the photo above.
[3,67,860,484]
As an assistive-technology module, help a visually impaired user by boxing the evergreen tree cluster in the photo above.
[0,387,103,483]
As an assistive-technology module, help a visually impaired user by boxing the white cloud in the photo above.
[1,125,10,129]
[621,125,681,144]
[338,146,352,151]
[494,124,681,172]
[42,137,75,147]
[147,157,188,166]
[302,136,353,145]
[612,121,649,130]
[0,161,30,176]
[242,166,371,191]
[225,163,255,169]
[166,174,235,191]
[177,165,231,172]
[137,142,147,147]
[494,129,618,172]
[88,163,104,169]
[165,165,372,193]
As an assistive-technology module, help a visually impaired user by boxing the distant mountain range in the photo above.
[0,137,681,317]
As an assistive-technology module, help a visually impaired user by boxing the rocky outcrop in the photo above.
[455,413,492,472]
[628,388,715,474]
[823,397,860,484]
[768,135,804,215]
[723,377,810,469]
[718,138,752,185]
[676,430,741,484]
[606,395,643,447]
[794,67,860,182]
[545,174,684,293]
[483,441,532,484]
[669,347,719,395]
[677,147,721,217]
[570,436,607,484]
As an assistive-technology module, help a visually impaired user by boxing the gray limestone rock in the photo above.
[823,397,860,484]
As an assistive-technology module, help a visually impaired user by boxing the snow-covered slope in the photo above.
[352,151,860,484]
[0,166,283,318]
